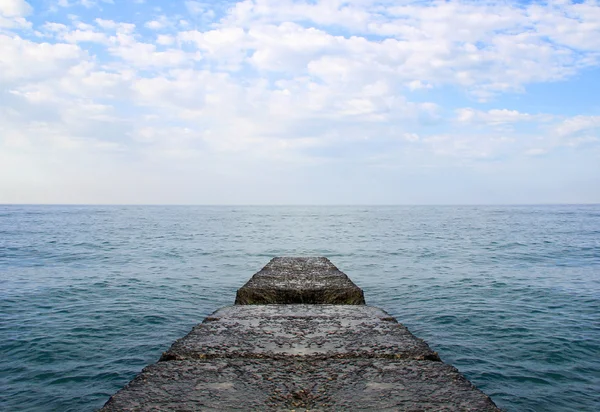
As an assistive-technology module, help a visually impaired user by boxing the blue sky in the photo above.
[1,0,599,204]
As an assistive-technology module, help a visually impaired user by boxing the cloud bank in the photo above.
[1,0,599,204]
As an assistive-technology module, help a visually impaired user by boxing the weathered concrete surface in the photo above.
[101,257,501,411]
[161,305,440,361]
[101,359,499,411]
[235,257,365,304]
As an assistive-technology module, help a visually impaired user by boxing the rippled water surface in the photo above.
[1,205,599,411]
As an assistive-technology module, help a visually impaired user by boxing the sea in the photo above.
[1,205,599,412]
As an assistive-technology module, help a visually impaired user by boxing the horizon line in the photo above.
[1,203,599,207]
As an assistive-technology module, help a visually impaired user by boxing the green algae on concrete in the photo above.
[235,257,365,305]
[101,257,500,411]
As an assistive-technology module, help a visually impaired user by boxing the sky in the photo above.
[0,0,599,205]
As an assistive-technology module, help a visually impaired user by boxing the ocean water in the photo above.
[1,205,599,412]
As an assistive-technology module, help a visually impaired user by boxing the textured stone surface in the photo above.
[235,257,365,304]
[101,359,500,411]
[161,305,439,361]
[102,257,501,411]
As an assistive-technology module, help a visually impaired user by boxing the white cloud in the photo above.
[0,35,85,84]
[224,0,372,32]
[217,0,600,97]
[529,1,600,51]
[95,18,135,33]
[43,22,68,32]
[185,1,205,15]
[145,20,163,30]
[554,115,600,137]
[445,111,600,158]
[178,27,247,69]
[403,133,420,142]
[0,0,31,28]
[407,80,432,91]
[144,15,171,30]
[156,34,174,45]
[0,0,31,16]
[57,0,113,9]
[108,40,189,68]
[456,108,551,125]
[1,0,599,203]
[62,28,107,43]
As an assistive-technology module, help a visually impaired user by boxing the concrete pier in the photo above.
[101,257,500,411]
[235,257,365,305]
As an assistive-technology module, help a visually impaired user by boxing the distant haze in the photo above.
[1,0,599,204]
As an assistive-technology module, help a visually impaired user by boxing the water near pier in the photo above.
[1,205,599,411]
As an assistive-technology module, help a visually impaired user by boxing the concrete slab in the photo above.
[235,257,365,304]
[161,305,439,361]
[101,359,500,411]
[102,258,501,411]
